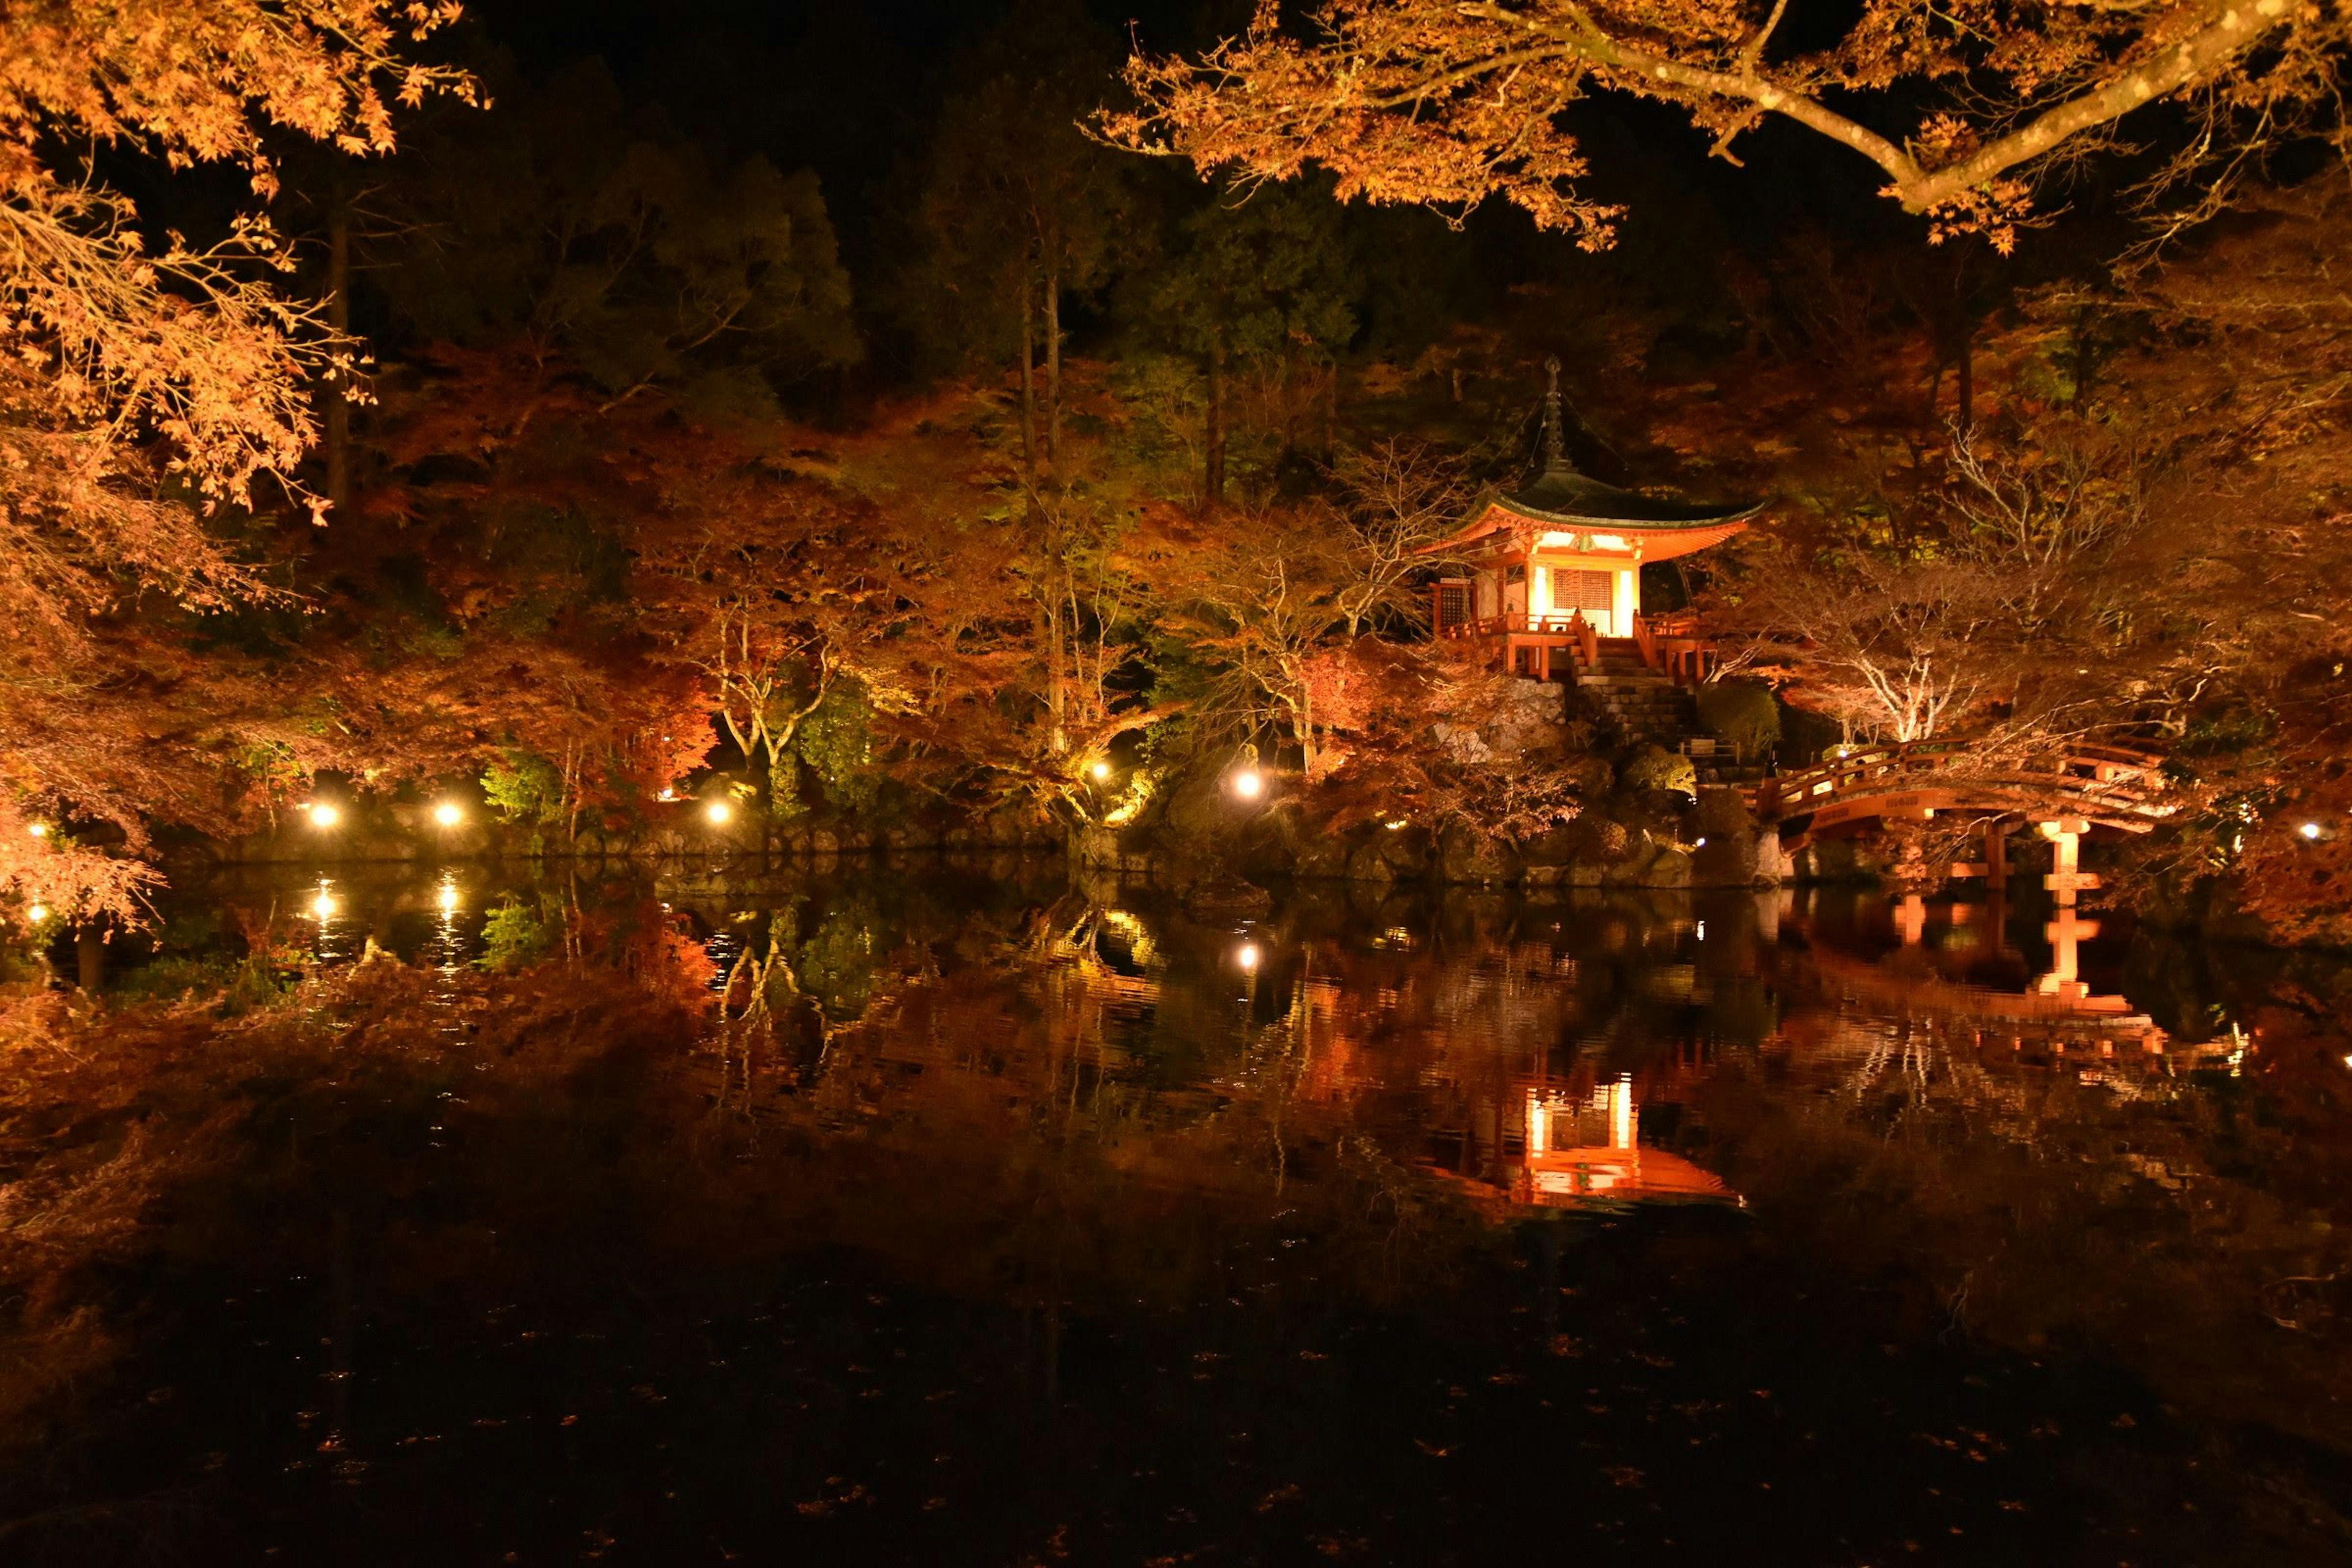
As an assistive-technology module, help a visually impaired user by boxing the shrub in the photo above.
[1697,680,1781,763]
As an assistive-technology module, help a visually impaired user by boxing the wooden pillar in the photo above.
[2037,816,2097,1001]
[2039,816,2095,906]
[1985,821,2008,891]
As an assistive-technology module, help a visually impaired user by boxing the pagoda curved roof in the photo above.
[1494,462,1766,529]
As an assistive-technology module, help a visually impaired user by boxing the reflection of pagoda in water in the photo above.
[1516,1076,1733,1207]
[1420,1041,1742,1215]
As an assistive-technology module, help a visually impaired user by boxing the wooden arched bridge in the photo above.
[1751,739,2179,1011]
[1752,740,2177,856]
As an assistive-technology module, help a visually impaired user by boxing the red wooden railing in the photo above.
[1752,740,2173,826]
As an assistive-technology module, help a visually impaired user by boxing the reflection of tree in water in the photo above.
[10,869,2352,1534]
[1717,908,2352,1449]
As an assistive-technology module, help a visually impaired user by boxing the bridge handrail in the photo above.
[1754,739,2173,823]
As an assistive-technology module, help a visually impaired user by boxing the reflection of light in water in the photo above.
[1235,941,1259,971]
[309,879,350,965]
[1099,908,1161,970]
[703,928,744,993]
[437,876,461,917]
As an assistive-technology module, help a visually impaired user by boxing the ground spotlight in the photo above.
[704,799,734,826]
[26,904,48,924]
[432,801,464,827]
[306,802,342,829]
[26,822,47,839]
[1090,760,1113,782]
[1230,769,1263,801]
[2300,821,2325,842]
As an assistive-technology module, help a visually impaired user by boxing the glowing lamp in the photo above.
[307,802,342,829]
[26,823,47,839]
[432,801,464,828]
[1090,760,1113,782]
[2299,821,2324,841]
[1230,769,1264,801]
[1236,941,1260,971]
[26,904,48,924]
[704,799,734,826]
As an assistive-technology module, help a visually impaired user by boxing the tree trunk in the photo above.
[1044,263,1062,477]
[1322,360,1338,462]
[1018,265,1038,478]
[2071,304,2098,410]
[326,194,351,518]
[1298,682,1316,780]
[1204,337,1227,511]
[1047,590,1068,756]
[1956,318,1975,432]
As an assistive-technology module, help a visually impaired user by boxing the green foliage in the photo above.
[792,902,878,1020]
[1145,185,1358,366]
[793,685,880,815]
[378,60,859,412]
[1697,680,1782,762]
[482,750,565,826]
[477,900,559,972]
[1621,745,1698,798]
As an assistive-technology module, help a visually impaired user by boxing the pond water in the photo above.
[4,859,2351,1564]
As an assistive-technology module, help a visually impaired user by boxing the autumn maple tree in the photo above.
[1106,0,2342,250]
[0,1,471,919]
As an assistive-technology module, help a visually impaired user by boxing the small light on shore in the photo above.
[432,801,464,827]
[306,802,342,829]
[1090,760,1113,782]
[26,904,48,924]
[1384,819,1408,831]
[657,786,677,802]
[1236,941,1259,971]
[704,799,734,826]
[2299,821,2324,841]
[26,823,47,839]
[1694,837,1707,848]
[1230,769,1263,801]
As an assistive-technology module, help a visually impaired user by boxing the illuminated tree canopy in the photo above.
[1104,0,2346,249]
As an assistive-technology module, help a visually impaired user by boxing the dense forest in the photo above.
[7,0,2352,943]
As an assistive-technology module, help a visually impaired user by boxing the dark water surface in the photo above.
[6,859,2352,1564]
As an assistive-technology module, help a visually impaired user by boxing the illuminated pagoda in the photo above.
[1427,358,1763,682]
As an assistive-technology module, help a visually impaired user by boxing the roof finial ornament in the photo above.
[1542,355,1566,471]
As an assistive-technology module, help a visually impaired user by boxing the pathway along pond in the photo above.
[2,859,2351,1564]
